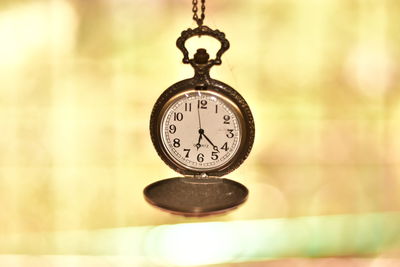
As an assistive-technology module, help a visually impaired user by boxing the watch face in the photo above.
[160,90,242,172]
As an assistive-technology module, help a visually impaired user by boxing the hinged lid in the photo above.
[143,177,248,216]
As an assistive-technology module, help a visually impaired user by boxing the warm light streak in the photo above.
[1,213,400,266]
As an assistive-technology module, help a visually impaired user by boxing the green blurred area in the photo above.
[0,0,399,256]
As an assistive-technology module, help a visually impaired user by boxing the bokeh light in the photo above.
[0,0,399,266]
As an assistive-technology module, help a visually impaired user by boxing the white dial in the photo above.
[160,90,242,172]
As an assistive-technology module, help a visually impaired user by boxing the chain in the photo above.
[192,0,206,26]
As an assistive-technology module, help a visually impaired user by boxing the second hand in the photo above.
[196,97,203,150]
[197,99,202,130]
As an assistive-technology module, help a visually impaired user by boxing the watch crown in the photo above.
[193,48,210,64]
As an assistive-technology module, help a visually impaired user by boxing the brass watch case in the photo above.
[149,78,255,177]
[145,25,255,216]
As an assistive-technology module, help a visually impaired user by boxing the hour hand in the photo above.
[195,133,202,150]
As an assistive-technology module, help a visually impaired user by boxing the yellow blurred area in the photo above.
[0,0,400,266]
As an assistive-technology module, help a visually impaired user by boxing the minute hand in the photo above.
[202,133,219,152]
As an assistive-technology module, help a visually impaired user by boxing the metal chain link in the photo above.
[192,0,206,26]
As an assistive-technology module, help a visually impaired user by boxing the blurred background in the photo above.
[0,0,400,266]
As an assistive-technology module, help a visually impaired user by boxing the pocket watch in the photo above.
[144,5,255,216]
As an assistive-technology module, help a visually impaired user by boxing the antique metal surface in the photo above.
[176,25,230,66]
[192,0,206,26]
[150,79,254,177]
[149,25,255,177]
[143,177,248,216]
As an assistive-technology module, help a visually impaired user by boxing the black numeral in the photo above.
[226,129,234,138]
[221,142,228,151]
[174,112,183,121]
[198,100,207,109]
[185,103,192,112]
[215,105,218,113]
[173,138,180,148]
[223,115,231,124]
[169,124,176,134]
[211,151,219,160]
[197,153,204,162]
[183,148,190,158]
